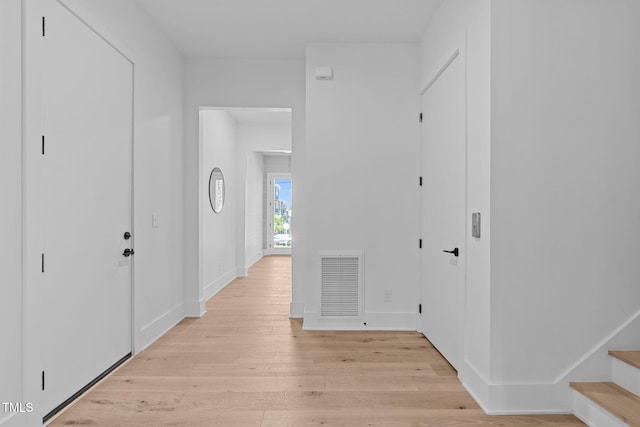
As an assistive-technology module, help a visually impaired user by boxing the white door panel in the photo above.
[420,53,465,369]
[43,1,133,417]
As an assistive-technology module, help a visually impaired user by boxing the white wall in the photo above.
[0,1,23,425]
[201,110,239,298]
[184,59,306,317]
[418,0,492,409]
[264,154,292,174]
[20,0,185,423]
[244,151,264,268]
[489,0,640,411]
[239,122,291,152]
[304,43,419,330]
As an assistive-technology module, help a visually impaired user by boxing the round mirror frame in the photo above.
[208,167,225,214]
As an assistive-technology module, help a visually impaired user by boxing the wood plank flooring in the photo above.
[51,256,584,426]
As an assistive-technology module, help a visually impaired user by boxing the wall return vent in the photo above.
[320,251,364,318]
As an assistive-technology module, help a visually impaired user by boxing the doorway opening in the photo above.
[267,173,293,255]
[198,107,293,306]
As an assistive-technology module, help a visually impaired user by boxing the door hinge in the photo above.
[419,176,422,187]
[42,371,45,390]
[42,17,45,37]
[419,113,423,123]
[41,254,45,273]
[42,136,45,155]
[418,304,422,314]
[419,239,422,249]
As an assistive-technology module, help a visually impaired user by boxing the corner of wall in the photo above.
[459,361,491,413]
[184,299,206,318]
[289,301,305,319]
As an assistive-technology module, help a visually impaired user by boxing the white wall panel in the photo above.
[305,43,420,328]
[201,110,238,297]
[491,0,640,386]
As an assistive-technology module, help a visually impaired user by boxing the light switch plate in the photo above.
[472,212,481,238]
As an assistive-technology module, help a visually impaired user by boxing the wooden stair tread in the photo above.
[610,350,640,369]
[570,381,640,426]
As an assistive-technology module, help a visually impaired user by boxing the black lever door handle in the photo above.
[443,248,459,257]
[123,248,135,257]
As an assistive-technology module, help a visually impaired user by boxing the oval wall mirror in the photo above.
[208,167,225,214]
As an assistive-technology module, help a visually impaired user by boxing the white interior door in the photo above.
[267,174,292,255]
[420,53,465,369]
[42,2,133,419]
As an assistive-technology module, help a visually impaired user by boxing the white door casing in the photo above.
[42,1,134,417]
[420,50,466,369]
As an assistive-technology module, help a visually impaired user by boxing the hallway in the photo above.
[52,256,583,426]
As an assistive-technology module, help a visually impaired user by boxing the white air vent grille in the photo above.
[320,252,363,317]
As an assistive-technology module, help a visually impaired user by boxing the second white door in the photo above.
[420,52,465,369]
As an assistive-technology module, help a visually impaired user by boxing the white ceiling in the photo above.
[137,0,443,59]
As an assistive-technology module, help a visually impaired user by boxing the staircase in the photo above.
[571,351,640,427]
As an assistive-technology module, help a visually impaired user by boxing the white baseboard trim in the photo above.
[457,360,574,414]
[203,268,240,302]
[184,298,206,318]
[137,302,185,353]
[302,311,416,331]
[246,252,264,270]
[459,361,491,413]
[485,382,571,414]
[289,300,305,318]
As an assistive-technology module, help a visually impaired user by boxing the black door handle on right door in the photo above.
[443,248,459,257]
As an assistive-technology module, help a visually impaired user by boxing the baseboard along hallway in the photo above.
[50,256,584,426]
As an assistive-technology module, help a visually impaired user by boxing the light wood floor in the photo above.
[52,256,584,426]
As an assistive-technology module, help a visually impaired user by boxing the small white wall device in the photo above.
[472,212,481,238]
[315,66,333,80]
